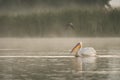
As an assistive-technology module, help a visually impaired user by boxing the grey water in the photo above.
[0,38,120,80]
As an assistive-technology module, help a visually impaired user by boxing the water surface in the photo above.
[0,38,120,80]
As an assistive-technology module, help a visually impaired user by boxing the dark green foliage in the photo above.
[0,0,119,37]
[0,0,110,10]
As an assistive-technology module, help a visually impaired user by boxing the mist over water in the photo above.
[0,38,120,80]
[0,0,120,80]
[0,38,119,53]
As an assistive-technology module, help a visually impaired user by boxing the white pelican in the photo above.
[71,42,96,57]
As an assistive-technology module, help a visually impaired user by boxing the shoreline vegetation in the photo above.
[0,0,120,37]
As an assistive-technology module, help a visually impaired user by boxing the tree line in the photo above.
[0,0,120,37]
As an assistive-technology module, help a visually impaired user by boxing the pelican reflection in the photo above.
[72,57,97,72]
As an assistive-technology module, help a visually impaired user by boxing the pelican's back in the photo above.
[78,47,96,57]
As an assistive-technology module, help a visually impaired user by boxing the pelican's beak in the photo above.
[71,42,81,53]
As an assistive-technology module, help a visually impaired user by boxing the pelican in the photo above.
[71,42,96,57]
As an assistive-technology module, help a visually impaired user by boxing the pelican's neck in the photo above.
[71,42,82,53]
[80,42,82,48]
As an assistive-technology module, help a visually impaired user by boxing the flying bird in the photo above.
[65,22,75,30]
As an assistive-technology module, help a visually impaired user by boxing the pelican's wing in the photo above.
[78,47,96,56]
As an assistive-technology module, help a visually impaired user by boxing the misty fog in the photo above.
[0,1,120,80]
[0,0,120,37]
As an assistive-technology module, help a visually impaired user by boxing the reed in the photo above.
[0,0,120,37]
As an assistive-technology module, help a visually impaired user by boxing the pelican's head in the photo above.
[71,42,82,54]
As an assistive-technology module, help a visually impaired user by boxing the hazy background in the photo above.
[0,0,120,37]
[0,1,120,80]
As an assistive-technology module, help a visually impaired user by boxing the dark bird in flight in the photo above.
[65,22,75,30]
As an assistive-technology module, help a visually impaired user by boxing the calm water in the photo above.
[0,38,120,80]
